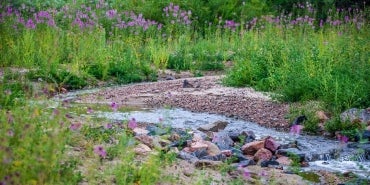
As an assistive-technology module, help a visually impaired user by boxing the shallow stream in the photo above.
[54,89,370,179]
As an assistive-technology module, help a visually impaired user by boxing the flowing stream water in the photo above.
[53,89,370,179]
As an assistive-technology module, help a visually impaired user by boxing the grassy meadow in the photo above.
[0,0,369,184]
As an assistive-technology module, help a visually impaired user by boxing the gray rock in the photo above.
[213,131,234,150]
[178,151,198,163]
[340,108,370,124]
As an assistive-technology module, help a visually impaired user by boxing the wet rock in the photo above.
[276,156,292,166]
[134,144,152,155]
[277,148,305,162]
[183,79,194,88]
[135,135,153,148]
[198,121,229,132]
[244,131,256,143]
[133,128,150,135]
[340,108,370,124]
[212,131,234,150]
[241,140,264,155]
[230,148,250,162]
[194,160,222,169]
[254,148,273,161]
[260,160,279,167]
[264,136,280,153]
[178,151,198,163]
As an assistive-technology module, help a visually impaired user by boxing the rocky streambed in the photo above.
[54,75,370,184]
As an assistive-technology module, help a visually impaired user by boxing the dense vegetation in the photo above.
[0,0,369,184]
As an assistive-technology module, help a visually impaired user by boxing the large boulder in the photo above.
[241,140,265,155]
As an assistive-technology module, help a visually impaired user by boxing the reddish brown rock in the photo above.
[264,136,280,153]
[241,140,264,155]
[254,148,273,161]
[316,110,329,122]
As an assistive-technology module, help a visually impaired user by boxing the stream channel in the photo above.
[53,89,370,180]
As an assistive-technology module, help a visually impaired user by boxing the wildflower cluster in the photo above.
[163,3,192,26]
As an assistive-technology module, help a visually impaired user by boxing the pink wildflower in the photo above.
[70,122,82,130]
[128,118,137,129]
[94,145,107,158]
[111,102,118,112]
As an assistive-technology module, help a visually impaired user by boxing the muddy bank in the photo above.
[77,75,290,129]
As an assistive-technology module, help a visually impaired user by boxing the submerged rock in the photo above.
[198,121,229,132]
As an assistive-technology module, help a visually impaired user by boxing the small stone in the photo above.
[183,80,194,88]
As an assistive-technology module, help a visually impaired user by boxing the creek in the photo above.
[53,89,370,179]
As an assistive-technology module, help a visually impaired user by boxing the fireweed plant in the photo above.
[0,0,369,184]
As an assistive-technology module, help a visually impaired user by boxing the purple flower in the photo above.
[105,123,113,129]
[7,129,14,137]
[128,118,137,129]
[25,19,36,29]
[106,9,117,19]
[52,108,59,116]
[70,122,82,131]
[94,145,107,158]
[238,166,251,179]
[110,102,118,112]
[290,124,303,135]
[337,134,349,144]
[87,107,94,114]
